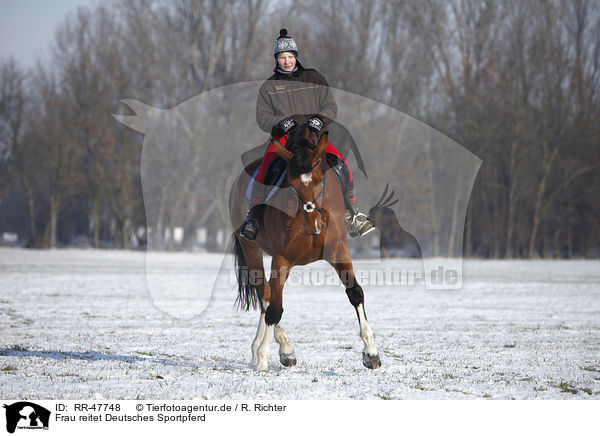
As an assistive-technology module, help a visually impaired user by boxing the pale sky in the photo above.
[0,0,98,67]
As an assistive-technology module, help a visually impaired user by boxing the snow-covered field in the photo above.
[1,247,599,400]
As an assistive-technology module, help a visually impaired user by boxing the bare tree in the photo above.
[0,59,25,210]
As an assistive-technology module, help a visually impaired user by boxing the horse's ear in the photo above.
[273,139,293,162]
[313,131,328,162]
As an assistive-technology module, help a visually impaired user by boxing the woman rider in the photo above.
[240,29,374,240]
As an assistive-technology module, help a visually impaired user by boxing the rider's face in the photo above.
[277,52,296,72]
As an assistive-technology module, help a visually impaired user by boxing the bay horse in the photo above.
[229,124,381,371]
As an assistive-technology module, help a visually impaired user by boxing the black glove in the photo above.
[307,116,324,132]
[280,118,296,134]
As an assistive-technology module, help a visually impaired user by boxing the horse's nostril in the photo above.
[310,222,326,236]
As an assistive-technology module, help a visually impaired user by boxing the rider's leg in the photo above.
[239,182,267,241]
[325,144,375,238]
[240,135,288,240]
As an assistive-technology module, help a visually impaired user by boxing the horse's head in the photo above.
[272,125,329,236]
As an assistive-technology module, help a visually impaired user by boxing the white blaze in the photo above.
[300,173,312,186]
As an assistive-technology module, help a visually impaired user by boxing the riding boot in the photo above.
[344,197,375,238]
[240,177,269,241]
[240,204,263,240]
[329,160,375,238]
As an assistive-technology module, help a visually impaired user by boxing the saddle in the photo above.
[325,153,349,195]
[244,153,351,219]
[263,153,348,193]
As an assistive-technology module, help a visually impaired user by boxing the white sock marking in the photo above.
[251,312,266,365]
[256,324,274,371]
[357,304,378,356]
[274,324,294,355]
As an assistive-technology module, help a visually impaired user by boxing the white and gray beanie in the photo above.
[273,28,298,58]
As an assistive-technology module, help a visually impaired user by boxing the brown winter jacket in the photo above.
[256,64,338,135]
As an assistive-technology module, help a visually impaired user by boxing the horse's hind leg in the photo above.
[250,309,267,366]
[237,239,269,367]
[328,245,381,369]
[255,255,291,371]
[274,324,296,367]
[256,317,298,370]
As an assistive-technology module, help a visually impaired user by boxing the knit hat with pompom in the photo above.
[273,28,298,58]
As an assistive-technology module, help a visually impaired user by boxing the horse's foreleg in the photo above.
[350,290,381,369]
[328,244,381,369]
[256,255,290,371]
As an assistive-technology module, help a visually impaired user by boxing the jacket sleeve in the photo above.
[256,82,283,134]
[317,75,337,128]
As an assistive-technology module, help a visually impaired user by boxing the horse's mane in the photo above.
[287,133,315,179]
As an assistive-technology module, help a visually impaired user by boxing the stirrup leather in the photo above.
[345,210,375,238]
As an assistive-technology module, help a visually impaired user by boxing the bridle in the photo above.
[294,160,327,215]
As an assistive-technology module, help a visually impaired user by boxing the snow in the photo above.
[1,247,599,399]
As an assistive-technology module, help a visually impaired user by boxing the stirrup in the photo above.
[345,210,375,238]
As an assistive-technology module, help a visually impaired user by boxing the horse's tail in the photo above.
[231,234,259,311]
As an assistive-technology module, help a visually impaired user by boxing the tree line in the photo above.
[0,0,598,258]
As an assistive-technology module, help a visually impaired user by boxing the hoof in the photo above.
[279,352,297,367]
[255,362,268,371]
[362,352,381,369]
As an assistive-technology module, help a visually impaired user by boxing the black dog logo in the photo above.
[3,402,50,434]
[369,184,422,259]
